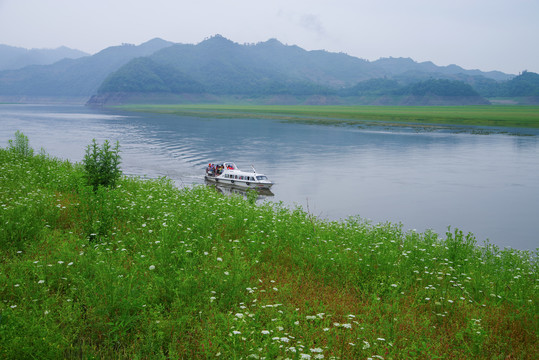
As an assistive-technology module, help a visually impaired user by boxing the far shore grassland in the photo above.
[1,134,537,359]
[115,104,539,130]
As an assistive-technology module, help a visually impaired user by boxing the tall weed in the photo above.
[83,139,121,191]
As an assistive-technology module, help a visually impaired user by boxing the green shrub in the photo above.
[7,130,33,157]
[83,139,121,191]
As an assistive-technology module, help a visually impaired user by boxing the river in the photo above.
[1,103,538,250]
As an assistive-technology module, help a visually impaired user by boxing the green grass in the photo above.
[1,141,537,359]
[116,104,539,129]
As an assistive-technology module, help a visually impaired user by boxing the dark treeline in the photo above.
[99,66,516,99]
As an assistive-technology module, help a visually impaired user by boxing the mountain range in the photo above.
[0,38,174,98]
[0,35,537,105]
[0,44,88,71]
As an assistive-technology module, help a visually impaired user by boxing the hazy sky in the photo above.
[1,0,538,74]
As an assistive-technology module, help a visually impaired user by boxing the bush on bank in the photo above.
[0,135,537,359]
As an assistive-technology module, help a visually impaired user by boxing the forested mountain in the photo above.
[98,57,205,94]
[393,79,480,97]
[98,36,343,97]
[0,38,174,97]
[495,71,539,97]
[1,35,537,105]
[338,78,401,96]
[0,44,88,71]
[91,35,500,105]
[139,35,379,94]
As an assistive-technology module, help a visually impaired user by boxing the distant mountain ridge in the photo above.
[1,35,537,105]
[0,38,174,97]
[372,57,512,82]
[0,44,88,71]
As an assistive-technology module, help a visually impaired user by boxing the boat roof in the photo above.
[209,162,268,176]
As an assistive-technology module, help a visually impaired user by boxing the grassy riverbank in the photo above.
[1,144,537,359]
[116,104,539,129]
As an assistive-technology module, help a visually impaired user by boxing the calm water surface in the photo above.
[1,104,538,250]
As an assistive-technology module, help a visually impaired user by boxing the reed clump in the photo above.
[1,134,537,359]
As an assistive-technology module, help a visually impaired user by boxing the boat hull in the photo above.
[204,175,273,190]
[207,181,274,197]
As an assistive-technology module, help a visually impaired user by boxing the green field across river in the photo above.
[117,104,539,129]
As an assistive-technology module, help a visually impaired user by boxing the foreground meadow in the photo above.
[0,139,537,359]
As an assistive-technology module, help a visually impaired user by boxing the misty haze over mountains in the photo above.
[0,44,89,71]
[0,36,537,105]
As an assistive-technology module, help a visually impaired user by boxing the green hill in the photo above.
[98,57,204,94]
[499,71,539,97]
[91,36,498,105]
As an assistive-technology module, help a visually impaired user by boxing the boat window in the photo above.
[256,176,267,180]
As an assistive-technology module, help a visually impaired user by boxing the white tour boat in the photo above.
[205,162,273,190]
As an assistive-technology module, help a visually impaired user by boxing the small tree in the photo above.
[7,131,33,157]
[83,139,121,191]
